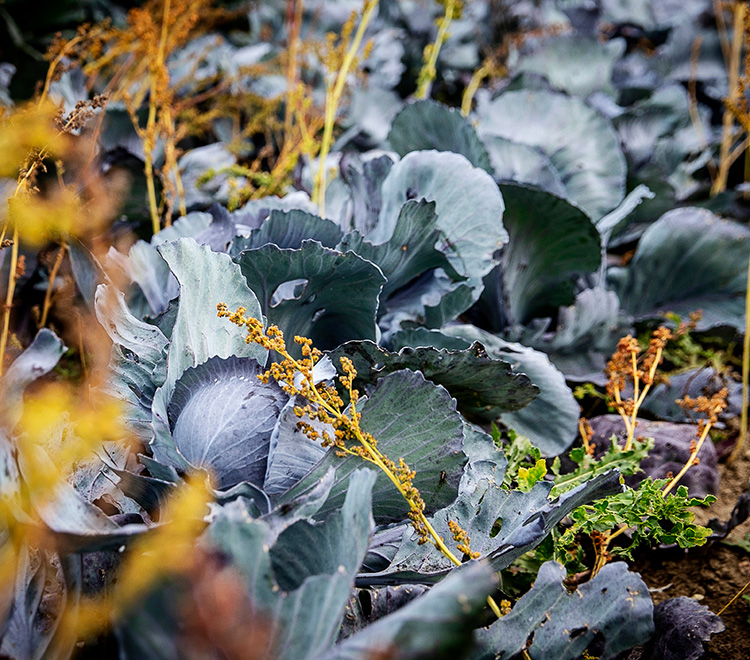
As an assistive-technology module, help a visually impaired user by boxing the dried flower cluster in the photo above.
[217,302,439,542]
[448,519,480,559]
[216,303,493,600]
[605,327,673,450]
[583,327,726,575]
[660,386,729,496]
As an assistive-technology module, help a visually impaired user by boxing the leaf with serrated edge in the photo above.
[443,326,580,456]
[358,468,621,586]
[471,561,654,660]
[330,339,538,420]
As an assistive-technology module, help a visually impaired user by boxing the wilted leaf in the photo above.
[636,596,724,660]
[95,285,169,439]
[17,442,146,552]
[361,468,621,585]
[0,545,68,660]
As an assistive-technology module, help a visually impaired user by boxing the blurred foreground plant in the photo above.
[0,94,117,373]
[70,475,211,640]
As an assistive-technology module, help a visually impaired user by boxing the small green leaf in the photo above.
[517,459,547,492]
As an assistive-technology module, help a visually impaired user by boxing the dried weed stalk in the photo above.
[218,303,502,618]
[605,327,672,451]
[416,0,463,100]
[588,327,727,575]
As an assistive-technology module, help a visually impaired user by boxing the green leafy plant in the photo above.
[557,479,715,564]
[552,328,726,575]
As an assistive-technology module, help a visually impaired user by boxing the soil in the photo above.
[635,444,750,658]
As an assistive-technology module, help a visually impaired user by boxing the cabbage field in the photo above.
[1,0,749,658]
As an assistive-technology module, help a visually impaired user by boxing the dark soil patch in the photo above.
[637,544,750,658]
[636,444,750,658]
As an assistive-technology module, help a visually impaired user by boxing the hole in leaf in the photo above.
[569,626,588,640]
[93,495,119,516]
[358,589,372,617]
[270,279,309,307]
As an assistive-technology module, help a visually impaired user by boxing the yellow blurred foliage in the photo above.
[0,103,65,180]
[1,379,213,642]
[15,383,128,502]
[113,473,210,613]
[7,188,85,247]
[72,474,212,639]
